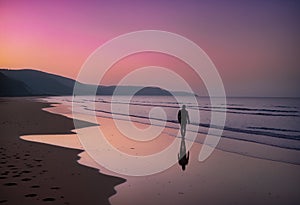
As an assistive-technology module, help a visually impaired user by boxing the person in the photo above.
[178,137,189,171]
[177,105,190,137]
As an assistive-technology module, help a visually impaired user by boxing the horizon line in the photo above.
[1,67,299,99]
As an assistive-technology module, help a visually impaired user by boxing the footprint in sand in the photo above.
[3,182,17,186]
[42,198,55,202]
[10,167,18,170]
[1,171,9,175]
[25,194,37,198]
[34,159,43,162]
[21,178,31,181]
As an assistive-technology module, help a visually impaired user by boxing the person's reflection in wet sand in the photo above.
[178,136,190,171]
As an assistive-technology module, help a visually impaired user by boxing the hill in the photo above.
[0,69,195,97]
[0,72,31,96]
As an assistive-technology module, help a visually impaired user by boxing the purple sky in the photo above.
[0,0,299,97]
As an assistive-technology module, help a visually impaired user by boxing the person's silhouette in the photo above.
[177,105,190,137]
[178,136,189,171]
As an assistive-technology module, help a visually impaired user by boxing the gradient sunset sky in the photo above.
[0,0,299,97]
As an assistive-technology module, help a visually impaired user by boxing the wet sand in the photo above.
[0,98,125,204]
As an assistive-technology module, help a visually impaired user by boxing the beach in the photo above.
[1,97,300,205]
[0,98,125,204]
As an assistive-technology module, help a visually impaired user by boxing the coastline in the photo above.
[0,97,125,204]
[1,97,300,205]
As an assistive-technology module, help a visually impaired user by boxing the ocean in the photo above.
[44,96,300,165]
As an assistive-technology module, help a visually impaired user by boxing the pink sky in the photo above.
[0,0,299,97]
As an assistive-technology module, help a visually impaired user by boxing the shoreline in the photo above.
[42,96,300,166]
[0,97,125,204]
[1,97,300,205]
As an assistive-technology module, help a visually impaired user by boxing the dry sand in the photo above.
[0,98,125,205]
